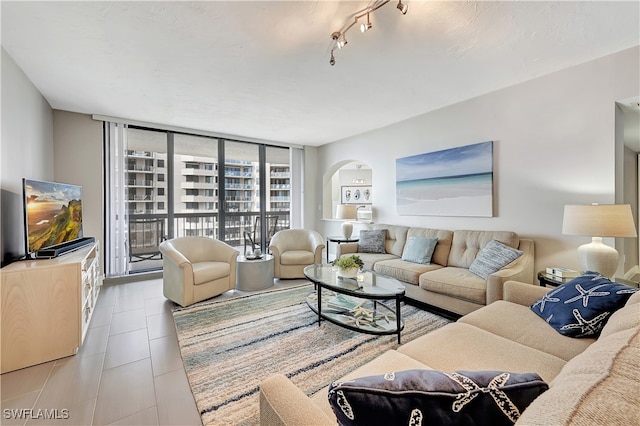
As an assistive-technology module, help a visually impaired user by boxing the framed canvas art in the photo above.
[341,185,372,205]
[395,141,494,217]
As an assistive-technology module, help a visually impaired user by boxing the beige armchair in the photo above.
[269,229,325,279]
[159,236,239,307]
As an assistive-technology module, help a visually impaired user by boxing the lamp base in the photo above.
[577,237,619,278]
[341,221,353,239]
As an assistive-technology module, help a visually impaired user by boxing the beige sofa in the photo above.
[336,225,534,316]
[259,281,640,425]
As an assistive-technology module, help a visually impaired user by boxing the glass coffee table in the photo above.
[303,264,406,343]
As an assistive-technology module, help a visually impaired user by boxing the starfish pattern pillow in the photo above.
[328,369,548,426]
[530,271,638,337]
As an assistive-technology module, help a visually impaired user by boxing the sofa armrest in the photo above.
[503,280,550,306]
[486,239,535,304]
[335,242,358,257]
[259,374,334,426]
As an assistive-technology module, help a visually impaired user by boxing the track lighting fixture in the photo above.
[329,0,408,66]
[360,13,372,33]
[397,0,408,15]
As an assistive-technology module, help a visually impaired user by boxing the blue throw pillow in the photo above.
[401,237,438,264]
[530,271,639,338]
[469,240,523,280]
[328,369,548,426]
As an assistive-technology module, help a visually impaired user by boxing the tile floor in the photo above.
[0,277,306,425]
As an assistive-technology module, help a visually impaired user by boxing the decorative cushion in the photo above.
[328,369,548,426]
[469,240,523,279]
[401,237,438,265]
[358,229,386,254]
[530,272,639,338]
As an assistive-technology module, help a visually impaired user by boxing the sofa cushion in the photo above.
[419,267,487,304]
[374,259,442,285]
[448,231,519,269]
[398,323,566,383]
[459,301,594,361]
[401,237,438,264]
[358,229,387,254]
[516,328,639,426]
[353,253,398,271]
[407,227,454,266]
[469,240,523,279]
[530,272,639,337]
[599,290,640,338]
[328,369,548,426]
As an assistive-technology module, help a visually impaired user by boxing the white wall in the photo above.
[0,48,53,264]
[316,46,640,275]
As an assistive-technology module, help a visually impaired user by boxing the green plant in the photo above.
[331,254,364,270]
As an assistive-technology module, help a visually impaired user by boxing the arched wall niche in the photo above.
[322,160,373,221]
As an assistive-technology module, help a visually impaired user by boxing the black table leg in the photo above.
[395,297,402,344]
[317,286,322,326]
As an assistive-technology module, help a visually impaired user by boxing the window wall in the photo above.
[105,123,295,277]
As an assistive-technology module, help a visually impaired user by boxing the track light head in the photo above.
[360,13,372,33]
[397,1,408,15]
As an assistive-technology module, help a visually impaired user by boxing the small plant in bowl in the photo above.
[331,255,364,278]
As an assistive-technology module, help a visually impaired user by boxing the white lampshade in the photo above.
[336,205,357,239]
[336,205,357,220]
[562,204,637,278]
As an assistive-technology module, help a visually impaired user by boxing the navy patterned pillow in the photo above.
[328,369,548,426]
[530,271,638,338]
[357,229,386,254]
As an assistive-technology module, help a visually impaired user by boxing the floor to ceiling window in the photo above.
[104,123,296,277]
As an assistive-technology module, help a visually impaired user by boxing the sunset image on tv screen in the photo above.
[25,180,83,252]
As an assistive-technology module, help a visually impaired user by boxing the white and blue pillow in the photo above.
[530,271,638,338]
[469,240,523,279]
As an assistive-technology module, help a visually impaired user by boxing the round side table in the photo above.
[236,254,274,291]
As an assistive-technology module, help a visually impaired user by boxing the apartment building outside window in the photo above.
[104,123,296,276]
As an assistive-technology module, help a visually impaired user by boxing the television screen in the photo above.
[23,178,84,254]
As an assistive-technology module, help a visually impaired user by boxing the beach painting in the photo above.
[396,141,494,217]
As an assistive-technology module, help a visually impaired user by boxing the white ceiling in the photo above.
[2,1,639,147]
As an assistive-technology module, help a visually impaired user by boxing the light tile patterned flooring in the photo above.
[0,277,306,425]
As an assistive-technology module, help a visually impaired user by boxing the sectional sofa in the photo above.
[336,224,535,316]
[259,280,640,425]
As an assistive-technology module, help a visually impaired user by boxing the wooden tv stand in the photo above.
[1,241,102,373]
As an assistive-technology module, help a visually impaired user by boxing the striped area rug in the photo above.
[172,283,451,425]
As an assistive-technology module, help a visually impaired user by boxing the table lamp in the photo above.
[562,204,637,278]
[336,204,357,239]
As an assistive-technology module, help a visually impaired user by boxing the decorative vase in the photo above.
[337,267,359,279]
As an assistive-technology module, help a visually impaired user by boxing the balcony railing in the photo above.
[127,211,291,273]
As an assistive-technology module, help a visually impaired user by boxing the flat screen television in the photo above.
[22,178,92,258]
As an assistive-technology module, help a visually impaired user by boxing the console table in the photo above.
[1,241,102,373]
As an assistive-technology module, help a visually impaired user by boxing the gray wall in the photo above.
[1,48,53,264]
[317,46,640,276]
[52,110,104,262]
